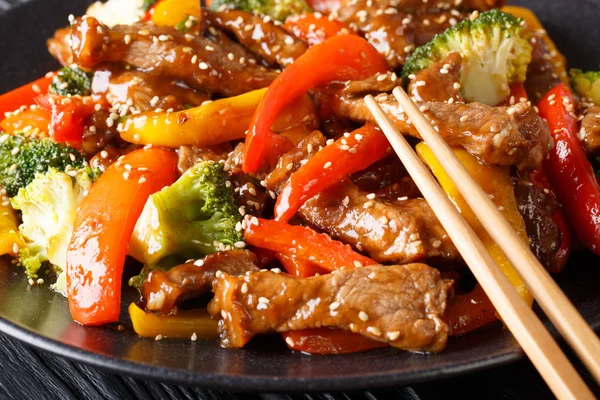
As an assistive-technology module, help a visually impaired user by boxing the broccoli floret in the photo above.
[0,133,86,197]
[49,65,92,97]
[141,0,158,11]
[10,169,93,294]
[570,68,600,106]
[209,0,311,21]
[403,10,532,106]
[129,161,243,266]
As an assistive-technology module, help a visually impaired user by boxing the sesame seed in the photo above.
[199,62,209,70]
[227,53,234,61]
[100,150,109,158]
[353,260,363,268]
[138,177,147,184]
[324,161,332,169]
[241,282,248,293]
[387,331,400,341]
[155,334,163,341]
[36,278,44,285]
[12,243,19,254]
[191,333,198,341]
[193,259,205,267]
[191,55,198,64]
[366,193,376,200]
[234,241,246,248]
[359,311,369,321]
[363,201,374,209]
[330,302,341,310]
[285,336,295,347]
[258,297,270,304]
[10,147,19,156]
[367,326,382,336]
[124,34,131,44]
[286,162,294,171]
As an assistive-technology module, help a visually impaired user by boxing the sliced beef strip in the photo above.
[91,68,210,113]
[331,0,466,68]
[177,144,232,174]
[579,105,600,155]
[407,52,463,103]
[47,26,73,66]
[208,263,452,351]
[142,250,259,314]
[68,17,277,97]
[205,9,307,67]
[264,131,458,264]
[300,181,459,264]
[233,174,271,217]
[524,32,562,105]
[514,178,561,271]
[334,92,552,170]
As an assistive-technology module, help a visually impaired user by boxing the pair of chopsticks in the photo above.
[365,88,600,400]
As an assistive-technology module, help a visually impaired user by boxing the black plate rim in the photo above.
[0,315,523,392]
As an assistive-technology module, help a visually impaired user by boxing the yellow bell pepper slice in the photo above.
[0,200,25,256]
[416,144,533,306]
[120,88,267,147]
[129,302,218,339]
[120,88,318,148]
[502,6,568,83]
[151,0,201,28]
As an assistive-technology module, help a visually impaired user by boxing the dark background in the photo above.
[0,0,599,399]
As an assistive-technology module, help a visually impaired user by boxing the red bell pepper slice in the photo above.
[283,328,388,354]
[66,148,178,325]
[444,284,498,336]
[0,74,54,117]
[243,34,388,173]
[284,13,353,46]
[538,83,600,256]
[274,123,390,222]
[36,94,106,144]
[245,218,375,272]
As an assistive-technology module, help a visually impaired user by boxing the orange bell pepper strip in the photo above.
[284,328,388,354]
[245,218,375,272]
[66,148,178,325]
[0,74,54,117]
[275,253,328,277]
[502,6,568,83]
[417,144,533,307]
[129,303,218,339]
[284,13,353,46]
[243,34,389,173]
[538,83,600,256]
[274,124,390,222]
[0,107,50,137]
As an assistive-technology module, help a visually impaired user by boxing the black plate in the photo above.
[0,0,599,392]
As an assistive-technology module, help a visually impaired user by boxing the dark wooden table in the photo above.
[1,330,598,400]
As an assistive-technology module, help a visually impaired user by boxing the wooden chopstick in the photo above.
[364,94,595,400]
[391,86,600,384]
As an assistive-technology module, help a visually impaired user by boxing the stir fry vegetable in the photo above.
[129,303,218,339]
[244,218,376,271]
[417,144,534,306]
[0,74,53,116]
[538,83,600,256]
[67,148,178,325]
[243,34,388,173]
[274,123,390,222]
